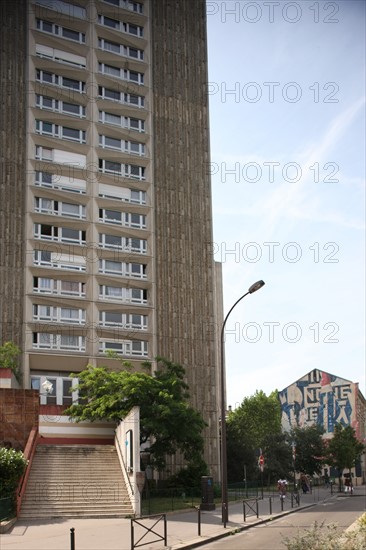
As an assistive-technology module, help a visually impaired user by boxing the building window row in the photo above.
[36,19,86,43]
[99,159,145,179]
[98,63,144,85]
[34,224,86,245]
[33,251,147,279]
[33,277,86,297]
[101,0,143,14]
[34,250,86,271]
[35,0,87,20]
[98,37,144,60]
[99,110,145,131]
[32,333,148,356]
[35,197,86,219]
[99,311,147,329]
[36,94,86,118]
[97,14,143,37]
[99,233,147,254]
[98,86,144,108]
[36,69,85,93]
[34,173,147,205]
[32,332,86,351]
[33,304,86,324]
[99,285,147,304]
[36,43,87,68]
[35,171,87,194]
[99,339,148,356]
[99,259,146,278]
[99,208,146,229]
[99,135,145,155]
[36,120,86,143]
[98,184,146,204]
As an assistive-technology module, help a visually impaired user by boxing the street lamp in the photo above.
[220,280,265,525]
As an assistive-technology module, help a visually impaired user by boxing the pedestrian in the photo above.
[300,473,309,494]
[277,479,288,500]
[344,476,351,493]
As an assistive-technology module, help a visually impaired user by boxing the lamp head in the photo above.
[248,280,265,294]
[41,379,53,395]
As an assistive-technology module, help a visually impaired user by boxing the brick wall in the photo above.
[0,389,39,450]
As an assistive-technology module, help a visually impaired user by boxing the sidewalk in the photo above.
[0,486,362,550]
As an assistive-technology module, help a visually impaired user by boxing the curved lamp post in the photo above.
[220,280,265,525]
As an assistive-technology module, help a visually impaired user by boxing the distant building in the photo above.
[279,369,366,481]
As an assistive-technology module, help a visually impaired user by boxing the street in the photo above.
[198,495,365,549]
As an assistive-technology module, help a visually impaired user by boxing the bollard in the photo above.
[269,496,272,515]
[197,506,201,536]
[70,527,75,550]
[280,496,284,512]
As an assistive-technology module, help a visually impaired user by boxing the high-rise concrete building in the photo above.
[0,0,222,476]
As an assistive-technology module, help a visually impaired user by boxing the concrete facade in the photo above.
[0,0,221,478]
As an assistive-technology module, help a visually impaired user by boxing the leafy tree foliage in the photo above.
[0,447,28,495]
[65,357,207,471]
[325,424,364,478]
[291,425,325,476]
[0,341,21,381]
[261,432,293,483]
[226,390,283,482]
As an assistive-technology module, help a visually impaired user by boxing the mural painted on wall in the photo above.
[279,369,358,437]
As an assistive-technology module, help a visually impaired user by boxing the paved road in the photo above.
[198,495,365,549]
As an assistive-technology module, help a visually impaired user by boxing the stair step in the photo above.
[19,444,134,519]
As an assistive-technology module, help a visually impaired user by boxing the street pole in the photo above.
[220,280,265,524]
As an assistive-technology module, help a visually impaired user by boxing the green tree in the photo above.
[0,341,21,381]
[291,425,325,476]
[261,432,293,484]
[0,447,28,495]
[226,390,282,482]
[65,357,207,471]
[325,424,364,487]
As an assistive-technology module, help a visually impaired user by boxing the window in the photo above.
[126,164,145,180]
[99,312,147,329]
[99,135,122,150]
[34,250,86,271]
[60,280,85,296]
[35,171,87,194]
[122,21,143,37]
[99,159,122,175]
[34,224,86,244]
[32,332,86,351]
[98,87,145,108]
[98,38,144,60]
[99,339,148,357]
[33,277,85,297]
[98,260,147,278]
[99,233,123,249]
[98,15,121,30]
[99,111,122,126]
[130,189,146,204]
[36,19,85,43]
[36,0,87,19]
[99,209,122,224]
[99,285,147,304]
[36,70,85,93]
[98,64,144,84]
[37,95,85,117]
[129,213,146,228]
[99,162,146,180]
[102,0,143,12]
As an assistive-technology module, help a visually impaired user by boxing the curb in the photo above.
[170,500,322,550]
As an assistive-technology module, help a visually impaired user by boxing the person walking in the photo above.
[277,479,288,500]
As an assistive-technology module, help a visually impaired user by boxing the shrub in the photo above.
[0,447,28,496]
[282,519,366,550]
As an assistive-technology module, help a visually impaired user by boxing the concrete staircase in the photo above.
[19,445,135,519]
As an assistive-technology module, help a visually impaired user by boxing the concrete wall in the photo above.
[151,0,220,479]
[0,1,27,350]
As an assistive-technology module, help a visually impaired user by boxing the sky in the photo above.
[206,0,366,408]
